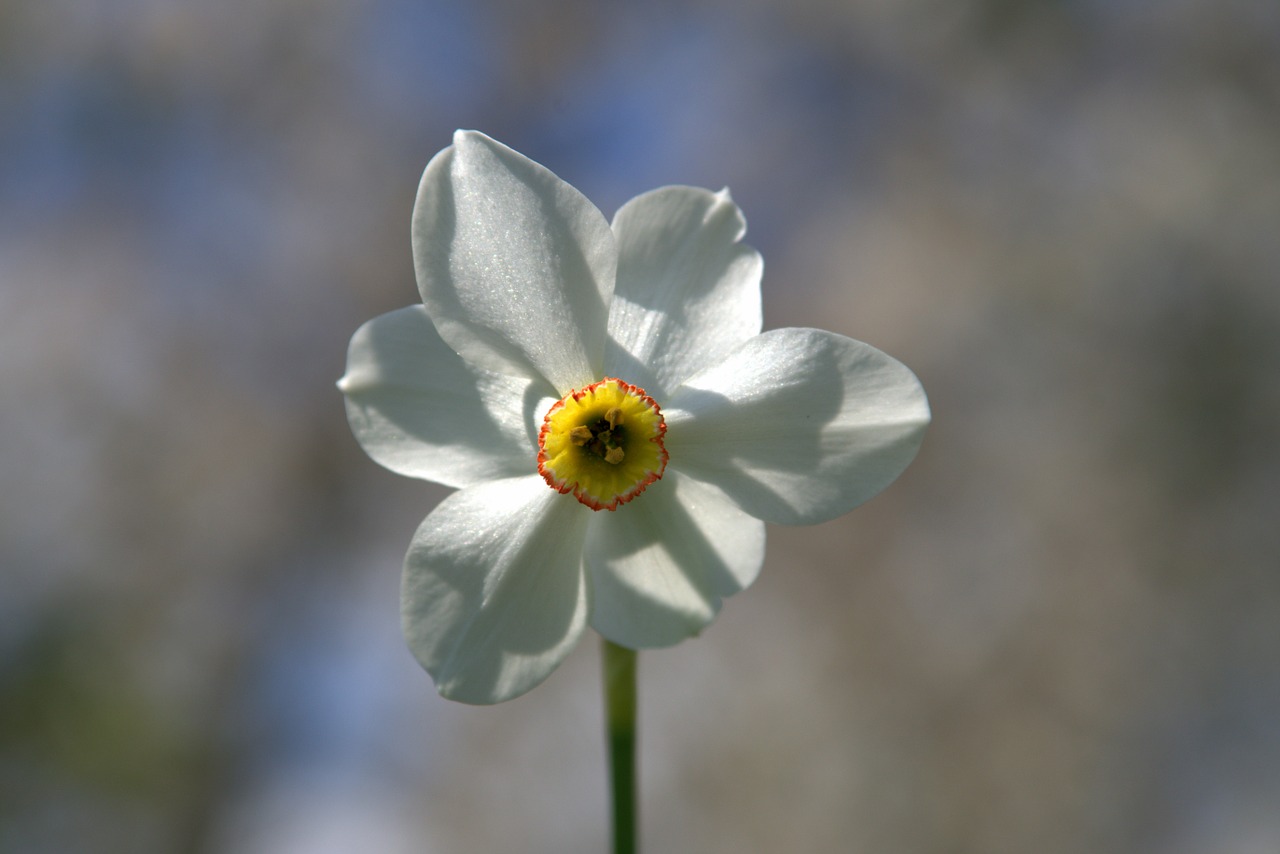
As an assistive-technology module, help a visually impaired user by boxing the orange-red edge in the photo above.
[536,377,669,512]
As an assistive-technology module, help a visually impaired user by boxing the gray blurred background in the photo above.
[3,1,1279,852]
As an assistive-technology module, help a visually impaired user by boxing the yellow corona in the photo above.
[538,378,668,511]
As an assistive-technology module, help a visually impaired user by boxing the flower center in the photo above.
[537,378,668,511]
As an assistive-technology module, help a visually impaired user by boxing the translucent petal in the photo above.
[585,470,765,648]
[412,130,615,395]
[402,476,590,704]
[666,328,930,525]
[338,306,552,488]
[603,187,762,398]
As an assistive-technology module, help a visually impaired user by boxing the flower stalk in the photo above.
[603,639,638,854]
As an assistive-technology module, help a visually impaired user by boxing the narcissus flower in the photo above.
[339,131,930,704]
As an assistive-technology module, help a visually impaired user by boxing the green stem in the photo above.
[602,639,638,854]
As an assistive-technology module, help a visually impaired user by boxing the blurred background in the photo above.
[3,0,1279,851]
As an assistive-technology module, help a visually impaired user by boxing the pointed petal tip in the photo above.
[413,130,614,393]
[401,477,589,705]
[435,675,521,706]
[667,327,929,525]
[434,664,559,705]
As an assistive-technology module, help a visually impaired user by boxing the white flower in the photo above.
[339,131,930,704]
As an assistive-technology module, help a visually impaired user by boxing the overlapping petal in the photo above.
[339,306,549,488]
[584,470,765,648]
[665,328,930,526]
[413,131,616,394]
[603,187,762,398]
[402,475,591,704]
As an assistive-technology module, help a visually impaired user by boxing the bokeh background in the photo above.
[4,1,1279,852]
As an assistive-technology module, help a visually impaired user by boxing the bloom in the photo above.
[339,131,930,704]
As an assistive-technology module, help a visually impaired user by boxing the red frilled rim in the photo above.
[537,377,668,512]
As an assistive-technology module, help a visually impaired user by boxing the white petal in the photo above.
[338,306,552,488]
[666,328,930,525]
[585,470,765,648]
[402,476,590,704]
[413,131,616,395]
[603,187,762,398]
